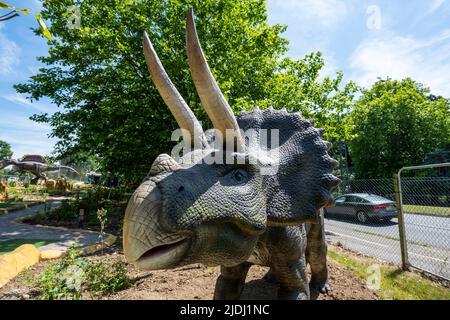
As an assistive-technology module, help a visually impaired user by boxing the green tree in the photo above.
[347,78,450,179]
[0,140,13,159]
[16,0,355,183]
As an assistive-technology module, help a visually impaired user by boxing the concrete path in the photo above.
[0,202,102,252]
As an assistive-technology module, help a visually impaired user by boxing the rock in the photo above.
[40,250,64,260]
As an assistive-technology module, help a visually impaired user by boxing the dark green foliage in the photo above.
[348,78,450,178]
[0,140,13,160]
[37,246,88,300]
[16,0,355,183]
[36,246,131,300]
[85,260,132,297]
[38,186,130,234]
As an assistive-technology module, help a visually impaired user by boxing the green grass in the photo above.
[328,248,450,300]
[404,205,450,216]
[0,239,57,255]
[0,202,24,209]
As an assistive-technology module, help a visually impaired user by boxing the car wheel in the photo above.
[356,211,369,223]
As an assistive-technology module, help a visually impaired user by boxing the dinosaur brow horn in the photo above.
[142,31,207,148]
[186,9,244,151]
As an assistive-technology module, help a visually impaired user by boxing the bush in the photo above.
[36,246,132,300]
[37,246,87,300]
[57,199,78,221]
[85,260,132,297]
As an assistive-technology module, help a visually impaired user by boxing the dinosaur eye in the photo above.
[232,169,248,183]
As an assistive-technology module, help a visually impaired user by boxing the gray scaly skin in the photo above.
[123,9,339,300]
[0,159,78,183]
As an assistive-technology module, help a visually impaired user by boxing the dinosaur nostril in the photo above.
[178,186,184,192]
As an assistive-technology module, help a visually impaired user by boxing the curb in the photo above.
[406,211,450,219]
[0,203,118,288]
[0,244,41,288]
[0,235,117,289]
[82,234,117,255]
[0,201,45,215]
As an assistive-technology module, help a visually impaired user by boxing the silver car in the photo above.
[325,193,397,223]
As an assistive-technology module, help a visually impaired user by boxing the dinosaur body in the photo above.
[123,9,339,300]
[0,155,78,184]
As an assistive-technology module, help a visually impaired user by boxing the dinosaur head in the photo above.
[123,9,339,270]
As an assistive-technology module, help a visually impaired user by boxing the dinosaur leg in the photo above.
[272,254,310,300]
[30,177,40,184]
[306,209,330,294]
[262,268,278,283]
[214,262,251,300]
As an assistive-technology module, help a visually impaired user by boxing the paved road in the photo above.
[325,212,450,280]
[0,202,101,252]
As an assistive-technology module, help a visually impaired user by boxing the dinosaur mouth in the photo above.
[135,238,191,270]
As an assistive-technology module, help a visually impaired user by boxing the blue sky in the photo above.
[0,0,449,159]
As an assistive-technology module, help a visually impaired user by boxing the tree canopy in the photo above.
[15,0,355,183]
[0,140,13,160]
[347,78,450,179]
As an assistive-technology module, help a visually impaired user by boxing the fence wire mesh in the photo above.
[325,178,403,266]
[398,165,450,280]
[325,166,450,280]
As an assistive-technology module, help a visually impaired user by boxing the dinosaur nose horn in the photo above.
[149,154,180,176]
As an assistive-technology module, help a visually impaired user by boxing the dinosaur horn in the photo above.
[186,9,244,151]
[143,31,207,148]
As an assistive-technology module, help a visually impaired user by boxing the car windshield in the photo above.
[363,195,389,202]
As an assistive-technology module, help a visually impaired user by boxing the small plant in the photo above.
[85,260,132,298]
[42,192,49,213]
[36,245,86,300]
[96,208,108,253]
[36,244,131,300]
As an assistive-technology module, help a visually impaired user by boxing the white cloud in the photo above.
[268,0,351,27]
[0,132,56,159]
[0,32,21,76]
[0,114,56,159]
[429,0,446,13]
[1,93,57,113]
[320,53,339,79]
[349,29,450,96]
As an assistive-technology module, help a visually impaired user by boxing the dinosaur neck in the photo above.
[0,159,17,169]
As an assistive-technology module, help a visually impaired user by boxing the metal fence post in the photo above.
[393,173,409,270]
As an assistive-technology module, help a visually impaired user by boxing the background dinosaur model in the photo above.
[123,9,339,300]
[0,154,79,184]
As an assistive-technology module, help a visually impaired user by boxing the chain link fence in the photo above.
[325,178,403,266]
[397,164,450,280]
[325,163,450,280]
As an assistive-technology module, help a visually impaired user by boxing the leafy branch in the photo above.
[0,1,51,40]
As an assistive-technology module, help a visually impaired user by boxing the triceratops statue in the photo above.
[123,9,339,300]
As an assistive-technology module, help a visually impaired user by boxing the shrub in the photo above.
[85,261,132,297]
[36,246,132,300]
[37,246,86,300]
[57,199,78,221]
